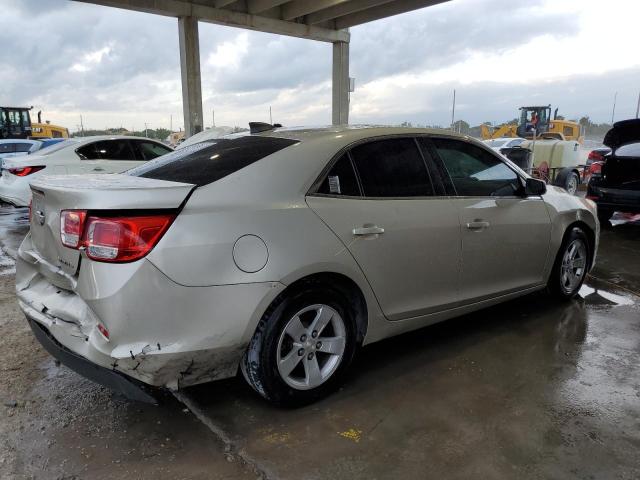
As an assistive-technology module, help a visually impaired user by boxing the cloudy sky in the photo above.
[1,0,639,132]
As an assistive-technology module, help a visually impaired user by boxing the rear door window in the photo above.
[316,154,361,196]
[132,140,173,161]
[129,136,299,187]
[432,138,521,197]
[77,140,135,160]
[350,138,433,197]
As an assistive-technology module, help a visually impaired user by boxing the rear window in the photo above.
[128,136,299,187]
[615,143,640,158]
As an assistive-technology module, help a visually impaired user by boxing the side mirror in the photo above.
[525,177,546,196]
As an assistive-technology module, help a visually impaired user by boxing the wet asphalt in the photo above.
[0,204,639,479]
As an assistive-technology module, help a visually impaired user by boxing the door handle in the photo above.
[353,225,385,236]
[92,167,105,172]
[466,220,490,230]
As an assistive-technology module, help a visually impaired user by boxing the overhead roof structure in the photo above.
[74,0,450,135]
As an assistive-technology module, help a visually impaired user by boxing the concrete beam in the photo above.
[332,41,349,125]
[73,0,349,42]
[306,0,392,25]
[335,0,449,28]
[246,0,289,14]
[282,0,349,21]
[178,16,203,136]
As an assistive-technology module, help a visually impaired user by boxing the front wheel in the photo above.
[547,227,590,299]
[241,286,357,406]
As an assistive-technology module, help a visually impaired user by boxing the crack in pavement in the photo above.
[173,391,279,480]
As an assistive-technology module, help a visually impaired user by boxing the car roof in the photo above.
[69,135,164,142]
[252,125,471,144]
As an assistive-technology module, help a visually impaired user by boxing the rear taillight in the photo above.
[9,166,45,176]
[587,152,604,162]
[589,161,603,175]
[60,210,87,248]
[60,211,175,263]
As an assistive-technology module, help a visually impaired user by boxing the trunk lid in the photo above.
[603,119,640,150]
[28,174,195,278]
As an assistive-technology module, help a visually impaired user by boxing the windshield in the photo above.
[35,139,79,156]
[486,139,507,147]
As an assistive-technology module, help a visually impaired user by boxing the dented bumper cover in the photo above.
[16,233,285,400]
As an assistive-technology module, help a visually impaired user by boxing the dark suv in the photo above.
[587,119,640,225]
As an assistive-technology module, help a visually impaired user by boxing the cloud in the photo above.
[0,0,637,132]
[70,45,113,72]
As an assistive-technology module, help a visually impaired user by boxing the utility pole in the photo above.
[144,123,149,138]
[611,91,617,124]
[636,90,640,119]
[170,114,173,132]
[269,106,273,124]
[79,115,84,137]
[212,108,215,128]
[450,89,456,131]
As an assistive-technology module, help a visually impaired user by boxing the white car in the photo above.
[484,137,525,153]
[176,126,236,149]
[0,136,172,206]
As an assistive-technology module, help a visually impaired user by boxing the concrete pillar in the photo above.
[332,41,349,125]
[178,16,203,137]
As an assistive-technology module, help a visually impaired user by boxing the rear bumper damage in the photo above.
[16,235,286,400]
[27,316,158,403]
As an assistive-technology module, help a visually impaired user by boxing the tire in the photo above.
[241,284,357,407]
[547,227,590,299]
[553,168,580,195]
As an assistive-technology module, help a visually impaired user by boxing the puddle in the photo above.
[579,284,636,306]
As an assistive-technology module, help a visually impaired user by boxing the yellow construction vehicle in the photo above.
[481,105,583,143]
[30,111,69,138]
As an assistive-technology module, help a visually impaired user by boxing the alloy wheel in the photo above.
[560,238,587,294]
[276,304,346,390]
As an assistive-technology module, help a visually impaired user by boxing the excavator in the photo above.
[481,105,583,143]
[0,106,33,139]
[0,107,69,139]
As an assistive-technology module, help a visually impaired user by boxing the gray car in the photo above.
[16,126,599,406]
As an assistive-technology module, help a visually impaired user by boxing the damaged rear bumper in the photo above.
[27,316,158,403]
[16,236,286,398]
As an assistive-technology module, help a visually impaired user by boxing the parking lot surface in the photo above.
[0,203,639,479]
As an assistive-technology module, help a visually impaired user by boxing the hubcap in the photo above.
[560,239,587,294]
[566,174,578,195]
[277,304,346,390]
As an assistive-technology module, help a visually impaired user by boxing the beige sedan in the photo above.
[17,125,599,406]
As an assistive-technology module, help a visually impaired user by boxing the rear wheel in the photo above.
[554,169,580,195]
[547,227,590,299]
[241,286,357,406]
